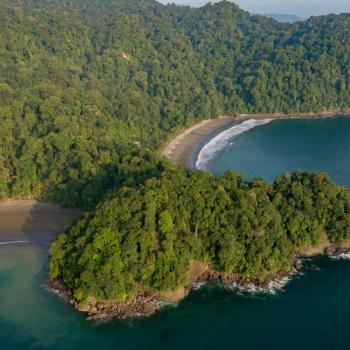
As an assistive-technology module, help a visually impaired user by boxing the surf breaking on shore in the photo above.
[195,119,273,170]
[0,240,49,246]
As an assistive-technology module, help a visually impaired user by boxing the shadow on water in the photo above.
[0,201,82,244]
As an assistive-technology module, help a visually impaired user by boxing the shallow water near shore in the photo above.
[2,116,350,349]
[1,245,350,349]
[197,116,350,187]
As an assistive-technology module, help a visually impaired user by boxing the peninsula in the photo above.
[49,169,350,320]
[0,0,350,322]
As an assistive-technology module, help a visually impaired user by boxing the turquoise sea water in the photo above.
[199,116,350,186]
[1,245,350,349]
[1,116,350,349]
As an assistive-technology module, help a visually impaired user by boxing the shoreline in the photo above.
[162,109,350,169]
[0,200,82,244]
[51,240,350,321]
[4,109,350,322]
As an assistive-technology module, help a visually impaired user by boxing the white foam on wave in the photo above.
[265,276,292,295]
[190,281,205,291]
[195,119,273,170]
[330,252,350,260]
[228,275,292,296]
[0,240,48,246]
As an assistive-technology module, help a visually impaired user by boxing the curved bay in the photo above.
[2,117,350,349]
[203,116,350,188]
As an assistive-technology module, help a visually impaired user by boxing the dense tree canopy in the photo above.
[1,0,350,204]
[49,170,350,301]
[1,0,350,303]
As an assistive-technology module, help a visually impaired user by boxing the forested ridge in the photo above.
[1,0,350,204]
[50,171,350,301]
[1,0,350,304]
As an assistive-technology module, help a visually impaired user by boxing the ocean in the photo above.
[195,116,350,187]
[1,116,350,349]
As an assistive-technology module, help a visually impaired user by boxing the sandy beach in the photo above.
[0,200,82,243]
[162,116,237,168]
[162,109,350,168]
[2,109,350,243]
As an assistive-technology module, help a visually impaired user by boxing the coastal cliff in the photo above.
[50,238,350,321]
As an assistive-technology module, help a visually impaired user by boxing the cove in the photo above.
[196,116,350,188]
[2,116,350,349]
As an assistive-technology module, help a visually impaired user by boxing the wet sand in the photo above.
[162,116,237,168]
[2,110,350,243]
[0,200,82,243]
[162,110,350,168]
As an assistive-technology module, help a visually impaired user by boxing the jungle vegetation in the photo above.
[0,0,350,299]
[50,170,350,301]
[1,0,350,205]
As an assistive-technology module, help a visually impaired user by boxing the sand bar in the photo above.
[0,200,82,243]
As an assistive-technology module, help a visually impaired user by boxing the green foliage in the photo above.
[1,0,350,205]
[1,0,350,302]
[50,170,350,301]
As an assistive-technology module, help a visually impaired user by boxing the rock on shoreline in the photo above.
[48,279,164,320]
[48,269,293,321]
[47,242,350,321]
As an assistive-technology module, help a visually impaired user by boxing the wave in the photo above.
[195,119,273,170]
[228,275,292,296]
[330,252,350,260]
[192,281,207,291]
[0,240,49,246]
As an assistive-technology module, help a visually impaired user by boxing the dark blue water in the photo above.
[201,117,350,187]
[1,245,350,349]
[2,116,350,349]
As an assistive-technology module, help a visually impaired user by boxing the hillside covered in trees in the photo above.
[50,170,350,303]
[1,0,350,313]
[1,0,350,204]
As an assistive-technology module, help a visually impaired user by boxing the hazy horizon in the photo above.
[158,0,350,17]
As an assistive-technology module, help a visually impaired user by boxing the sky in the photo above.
[158,0,350,18]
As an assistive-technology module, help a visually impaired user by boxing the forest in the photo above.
[1,0,350,204]
[50,170,350,301]
[1,0,350,300]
